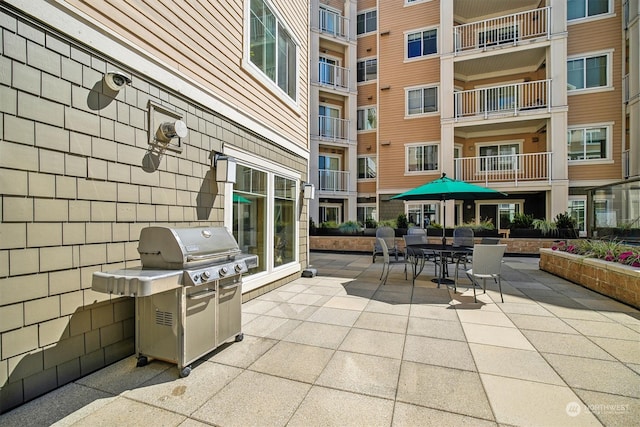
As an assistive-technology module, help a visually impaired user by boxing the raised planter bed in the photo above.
[539,248,640,309]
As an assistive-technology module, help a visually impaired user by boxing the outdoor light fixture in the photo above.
[157,120,188,142]
[303,183,315,200]
[213,153,236,183]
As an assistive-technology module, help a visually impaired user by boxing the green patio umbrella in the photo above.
[391,173,507,243]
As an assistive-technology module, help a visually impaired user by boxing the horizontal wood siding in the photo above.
[358,0,377,12]
[67,0,308,149]
[567,7,623,182]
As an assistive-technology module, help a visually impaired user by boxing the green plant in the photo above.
[552,239,640,267]
[554,212,576,229]
[364,218,377,229]
[510,213,535,229]
[338,221,361,234]
[532,218,557,236]
[396,213,408,229]
[320,220,338,229]
[428,222,443,229]
[378,219,397,228]
[309,217,316,234]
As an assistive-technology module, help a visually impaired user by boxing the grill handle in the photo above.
[187,288,216,300]
[220,281,241,290]
[186,251,239,262]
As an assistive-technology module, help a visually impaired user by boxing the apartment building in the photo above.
[309,0,639,236]
[0,0,309,412]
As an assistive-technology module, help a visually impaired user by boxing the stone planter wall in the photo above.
[539,248,640,309]
[310,236,557,255]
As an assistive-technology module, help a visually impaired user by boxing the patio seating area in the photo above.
[2,252,638,426]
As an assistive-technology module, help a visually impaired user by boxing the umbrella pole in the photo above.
[442,199,447,247]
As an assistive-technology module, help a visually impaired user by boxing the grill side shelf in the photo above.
[92,269,183,297]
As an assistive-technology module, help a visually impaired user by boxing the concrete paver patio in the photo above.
[1,252,638,426]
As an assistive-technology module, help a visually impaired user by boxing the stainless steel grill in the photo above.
[92,226,258,377]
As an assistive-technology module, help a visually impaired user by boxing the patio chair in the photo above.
[459,244,507,303]
[480,237,500,244]
[373,226,402,263]
[377,238,391,285]
[452,227,475,271]
[407,226,427,236]
[403,234,438,281]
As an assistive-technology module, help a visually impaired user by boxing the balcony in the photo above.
[317,116,351,143]
[454,152,551,186]
[454,80,550,120]
[318,170,350,193]
[317,62,350,91]
[319,8,350,41]
[454,7,550,54]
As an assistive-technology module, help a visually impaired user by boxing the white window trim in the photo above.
[319,152,342,170]
[404,84,440,118]
[404,0,433,6]
[358,204,377,222]
[357,105,377,133]
[568,196,588,237]
[223,144,302,293]
[356,56,378,85]
[404,141,440,175]
[566,50,613,95]
[243,0,301,110]
[567,0,614,24]
[357,155,377,181]
[567,122,614,165]
[475,140,524,174]
[356,8,377,37]
[404,26,439,62]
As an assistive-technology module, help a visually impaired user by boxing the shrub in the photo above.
[510,213,534,229]
[397,213,408,229]
[320,221,338,229]
[552,239,640,267]
[533,218,557,236]
[364,218,377,229]
[555,212,577,229]
[378,219,397,228]
[338,221,361,234]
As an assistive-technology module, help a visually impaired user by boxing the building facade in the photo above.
[0,0,309,412]
[309,0,639,236]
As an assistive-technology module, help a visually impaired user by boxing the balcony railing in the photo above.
[454,80,550,120]
[454,152,551,185]
[318,170,350,193]
[317,116,350,142]
[319,8,349,40]
[318,62,350,90]
[454,7,550,53]
[623,149,630,179]
[623,74,630,103]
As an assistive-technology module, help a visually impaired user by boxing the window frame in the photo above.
[357,57,378,83]
[356,105,377,132]
[567,123,613,164]
[356,9,377,36]
[567,0,613,22]
[405,26,439,61]
[567,51,612,94]
[357,155,377,180]
[405,142,440,174]
[475,140,523,172]
[244,0,300,107]
[405,84,439,117]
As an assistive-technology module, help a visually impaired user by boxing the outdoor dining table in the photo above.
[405,243,473,287]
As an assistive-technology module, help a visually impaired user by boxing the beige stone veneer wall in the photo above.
[0,7,307,412]
[539,249,640,309]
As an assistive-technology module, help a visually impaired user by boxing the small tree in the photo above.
[396,213,408,229]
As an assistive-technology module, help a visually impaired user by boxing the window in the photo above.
[567,54,608,91]
[273,175,296,266]
[357,107,377,131]
[407,28,438,58]
[407,86,438,115]
[319,155,345,191]
[498,204,520,229]
[318,105,341,139]
[319,204,341,223]
[319,6,340,36]
[568,0,610,20]
[319,57,337,85]
[568,126,609,161]
[357,10,376,35]
[357,156,376,179]
[407,144,438,172]
[357,58,377,82]
[407,203,438,227]
[568,198,587,236]
[479,143,520,171]
[249,0,297,99]
[357,205,377,224]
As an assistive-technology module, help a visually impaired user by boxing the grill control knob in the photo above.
[234,264,243,273]
[219,266,229,277]
[201,270,211,280]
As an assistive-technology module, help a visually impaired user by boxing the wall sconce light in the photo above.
[366,48,371,52]
[212,152,237,183]
[103,71,131,91]
[367,96,373,100]
[381,141,391,146]
[380,30,390,36]
[366,145,372,151]
[469,146,474,151]
[532,137,539,143]
[380,85,390,91]
[303,183,315,200]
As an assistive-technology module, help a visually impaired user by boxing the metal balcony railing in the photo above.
[318,170,350,192]
[318,62,350,90]
[319,8,349,40]
[454,152,552,185]
[624,74,630,103]
[454,80,551,119]
[317,116,350,142]
[623,149,630,179]
[454,7,550,53]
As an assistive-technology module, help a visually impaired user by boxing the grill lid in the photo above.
[138,226,241,269]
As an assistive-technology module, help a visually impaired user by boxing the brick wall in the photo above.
[0,7,306,412]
